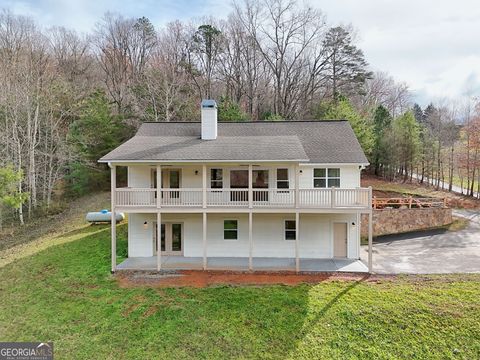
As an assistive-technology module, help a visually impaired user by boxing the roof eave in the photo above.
[98,158,310,164]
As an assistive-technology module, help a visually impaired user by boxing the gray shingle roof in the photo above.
[99,120,369,164]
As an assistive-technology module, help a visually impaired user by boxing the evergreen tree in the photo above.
[412,103,424,124]
[393,111,421,181]
[218,96,247,121]
[372,105,393,175]
[412,103,432,183]
[323,26,372,102]
[423,103,437,130]
[192,24,223,98]
[322,97,374,157]
[67,90,131,196]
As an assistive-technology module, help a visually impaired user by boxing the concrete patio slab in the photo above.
[116,256,368,273]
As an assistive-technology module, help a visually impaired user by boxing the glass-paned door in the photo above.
[253,170,269,201]
[158,169,181,202]
[154,223,182,255]
[154,223,166,254]
[169,170,180,199]
[161,224,166,251]
[171,224,182,252]
[152,169,181,200]
[230,170,248,202]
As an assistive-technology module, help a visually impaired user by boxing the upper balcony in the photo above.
[114,187,371,210]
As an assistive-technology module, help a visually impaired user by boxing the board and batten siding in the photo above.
[128,212,360,259]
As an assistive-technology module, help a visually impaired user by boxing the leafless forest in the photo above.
[0,0,479,226]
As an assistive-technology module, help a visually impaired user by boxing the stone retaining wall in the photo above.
[361,208,452,237]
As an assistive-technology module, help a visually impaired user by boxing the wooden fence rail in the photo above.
[372,196,447,209]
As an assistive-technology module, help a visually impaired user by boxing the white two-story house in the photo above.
[100,100,373,273]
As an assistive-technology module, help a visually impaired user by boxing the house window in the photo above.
[327,168,341,187]
[314,168,340,188]
[276,168,289,189]
[224,220,238,240]
[211,169,223,189]
[284,220,296,240]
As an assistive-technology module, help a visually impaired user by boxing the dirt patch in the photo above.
[142,305,158,318]
[116,270,396,288]
[373,189,411,198]
[122,303,141,317]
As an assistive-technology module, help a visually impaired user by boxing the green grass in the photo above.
[0,192,110,252]
[371,181,443,198]
[441,217,470,232]
[1,224,480,359]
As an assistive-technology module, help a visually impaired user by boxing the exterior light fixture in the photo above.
[143,221,148,229]
[195,170,199,175]
[351,222,356,227]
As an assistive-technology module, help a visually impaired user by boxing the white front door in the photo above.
[154,223,183,255]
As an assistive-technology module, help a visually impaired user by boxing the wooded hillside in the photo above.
[0,0,479,228]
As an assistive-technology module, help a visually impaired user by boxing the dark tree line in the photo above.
[4,0,474,228]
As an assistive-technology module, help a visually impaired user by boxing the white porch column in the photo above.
[295,212,300,273]
[294,164,299,208]
[356,212,361,258]
[156,165,162,208]
[368,210,373,273]
[248,212,253,271]
[111,164,116,273]
[157,212,162,271]
[202,164,207,209]
[203,212,207,270]
[248,164,253,209]
[368,186,373,272]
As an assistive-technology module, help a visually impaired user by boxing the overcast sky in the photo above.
[2,0,480,106]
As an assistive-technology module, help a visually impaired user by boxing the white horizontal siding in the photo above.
[128,213,155,257]
[299,165,360,189]
[127,212,360,259]
[127,164,361,190]
[128,166,151,188]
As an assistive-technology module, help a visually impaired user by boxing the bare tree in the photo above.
[234,0,326,118]
[359,72,411,117]
[94,13,156,114]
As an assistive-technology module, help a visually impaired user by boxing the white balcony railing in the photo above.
[207,189,249,207]
[115,188,156,207]
[253,189,295,207]
[161,189,203,207]
[299,188,370,208]
[115,187,371,209]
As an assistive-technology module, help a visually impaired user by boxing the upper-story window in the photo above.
[276,168,289,189]
[211,169,223,188]
[313,168,340,188]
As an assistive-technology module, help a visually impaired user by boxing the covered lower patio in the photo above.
[116,256,368,273]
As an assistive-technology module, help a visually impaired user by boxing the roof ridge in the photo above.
[141,119,348,124]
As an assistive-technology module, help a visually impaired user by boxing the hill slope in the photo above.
[0,192,110,268]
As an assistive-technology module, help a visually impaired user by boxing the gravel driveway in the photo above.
[360,210,480,274]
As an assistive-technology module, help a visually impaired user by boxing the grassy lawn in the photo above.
[1,222,479,359]
[0,192,110,252]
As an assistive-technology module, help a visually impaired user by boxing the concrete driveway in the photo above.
[360,210,480,274]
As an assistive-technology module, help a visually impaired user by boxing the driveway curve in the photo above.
[361,210,480,274]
